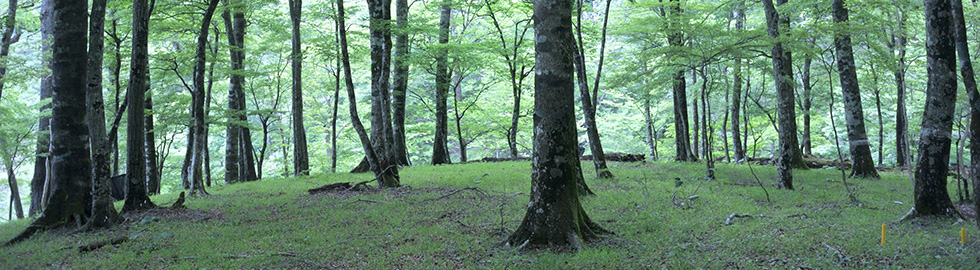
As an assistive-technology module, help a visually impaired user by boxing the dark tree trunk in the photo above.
[832,0,879,179]
[432,1,452,165]
[908,0,959,217]
[644,98,656,161]
[365,0,400,187]
[801,53,813,157]
[29,77,52,217]
[505,0,610,250]
[951,0,979,222]
[0,0,18,99]
[731,1,745,162]
[391,0,410,166]
[762,0,795,189]
[83,0,123,228]
[331,8,341,173]
[122,0,155,213]
[339,0,398,187]
[7,0,93,245]
[691,73,699,159]
[893,6,909,167]
[573,0,613,180]
[452,78,468,163]
[5,160,23,219]
[289,0,309,176]
[668,0,693,162]
[188,0,219,195]
[205,28,218,187]
[109,16,123,176]
[221,0,250,183]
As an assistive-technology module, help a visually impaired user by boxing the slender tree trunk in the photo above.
[110,16,122,176]
[801,54,813,157]
[5,161,23,219]
[0,0,19,99]
[205,27,218,187]
[874,89,884,167]
[221,1,241,183]
[907,0,959,217]
[391,0,410,166]
[645,98,655,161]
[505,0,610,250]
[731,1,745,162]
[144,88,160,195]
[123,0,156,213]
[951,0,979,222]
[484,1,530,158]
[188,0,218,195]
[832,0,879,179]
[893,5,909,167]
[574,0,613,180]
[365,0,400,188]
[692,72,699,159]
[29,77,52,217]
[7,0,93,245]
[331,9,341,173]
[452,79,467,163]
[432,1,452,165]
[289,0,309,176]
[668,0,693,162]
[762,0,795,189]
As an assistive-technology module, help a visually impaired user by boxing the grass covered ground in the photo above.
[1,161,977,269]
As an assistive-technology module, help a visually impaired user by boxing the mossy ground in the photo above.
[1,161,978,268]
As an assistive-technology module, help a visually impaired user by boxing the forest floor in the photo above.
[1,161,978,269]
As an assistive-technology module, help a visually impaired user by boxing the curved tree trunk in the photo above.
[289,0,309,176]
[832,0,879,179]
[505,0,610,250]
[573,0,613,180]
[188,0,219,195]
[951,0,979,222]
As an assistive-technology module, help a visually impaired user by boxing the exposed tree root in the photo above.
[170,192,187,209]
[896,207,964,223]
[77,235,128,252]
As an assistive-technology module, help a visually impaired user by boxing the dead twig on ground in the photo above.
[344,199,382,206]
[426,187,487,201]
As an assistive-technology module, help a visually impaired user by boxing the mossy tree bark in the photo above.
[85,0,123,228]
[907,0,959,217]
[505,0,610,251]
[831,0,879,179]
[6,0,92,245]
[366,0,400,187]
[762,0,795,189]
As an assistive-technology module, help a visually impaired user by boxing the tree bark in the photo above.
[0,0,19,99]
[573,0,613,180]
[331,5,341,173]
[188,0,219,195]
[144,91,160,195]
[7,0,93,245]
[391,0,411,166]
[832,0,879,179]
[366,0,400,187]
[731,2,745,162]
[762,0,795,189]
[668,0,693,162]
[122,0,156,213]
[505,0,610,250]
[908,0,959,217]
[5,160,23,219]
[801,52,813,157]
[29,76,52,217]
[289,0,309,176]
[951,0,979,223]
[432,1,452,165]
[892,6,909,167]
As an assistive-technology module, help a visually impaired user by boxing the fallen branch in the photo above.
[344,199,382,206]
[78,235,128,252]
[822,242,847,264]
[426,187,486,201]
[725,213,766,225]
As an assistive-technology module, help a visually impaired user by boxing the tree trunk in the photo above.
[29,76,52,217]
[692,72,699,159]
[122,0,156,213]
[893,6,909,167]
[145,89,160,195]
[908,0,959,217]
[221,0,242,183]
[951,0,979,221]
[289,0,309,176]
[5,161,23,219]
[7,0,93,244]
[452,79,467,163]
[762,0,795,189]
[391,0,411,166]
[874,89,884,167]
[574,0,613,180]
[109,16,123,176]
[505,0,610,250]
[188,0,218,195]
[0,0,19,99]
[365,0,400,188]
[668,0,693,162]
[731,1,745,162]
[432,1,452,165]
[832,0,879,179]
[331,8,341,173]
[801,53,813,157]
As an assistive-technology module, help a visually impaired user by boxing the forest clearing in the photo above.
[2,161,977,268]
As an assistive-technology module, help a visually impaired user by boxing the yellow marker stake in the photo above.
[881,224,886,246]
[961,228,966,245]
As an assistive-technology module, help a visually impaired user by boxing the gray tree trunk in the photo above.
[188,0,219,195]
[29,77,51,217]
[762,0,795,189]
[391,0,410,166]
[731,1,745,162]
[0,0,19,99]
[574,0,613,180]
[144,91,160,194]
[505,0,609,250]
[832,0,879,179]
[668,0,693,162]
[432,1,452,165]
[909,0,959,217]
[951,0,979,224]
[289,0,309,175]
[892,6,909,167]
[122,0,155,213]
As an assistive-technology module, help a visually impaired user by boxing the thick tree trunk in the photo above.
[762,0,795,189]
[188,0,218,195]
[832,0,879,179]
[365,0,400,187]
[123,0,156,213]
[7,0,93,245]
[505,0,610,250]
[289,0,309,176]
[391,0,410,166]
[83,0,123,228]
[908,0,959,217]
[29,77,52,216]
[432,2,452,165]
